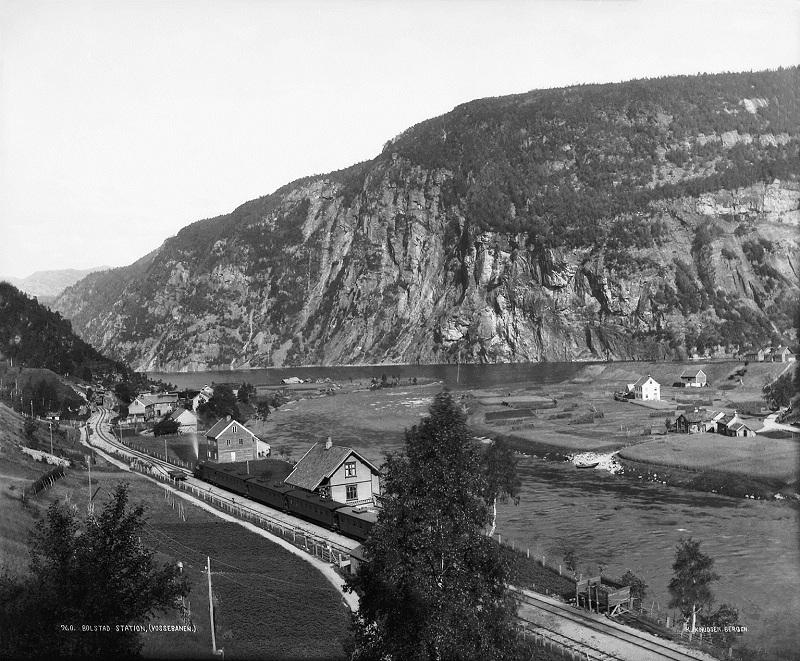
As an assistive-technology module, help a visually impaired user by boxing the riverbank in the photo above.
[468,359,799,501]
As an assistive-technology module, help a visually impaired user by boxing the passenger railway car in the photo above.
[285,489,343,528]
[245,476,295,511]
[195,460,378,541]
[336,505,378,542]
[197,462,250,496]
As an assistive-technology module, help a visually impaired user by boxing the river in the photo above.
[496,459,800,657]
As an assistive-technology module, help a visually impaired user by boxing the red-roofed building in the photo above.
[285,437,381,506]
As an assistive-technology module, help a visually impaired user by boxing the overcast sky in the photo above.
[1,0,798,279]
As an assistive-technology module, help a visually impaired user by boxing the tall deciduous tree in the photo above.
[0,483,187,658]
[347,392,521,660]
[668,538,719,640]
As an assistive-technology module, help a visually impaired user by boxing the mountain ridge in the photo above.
[3,267,109,300]
[53,67,800,371]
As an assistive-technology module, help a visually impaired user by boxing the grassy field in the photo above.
[0,402,351,660]
[246,383,441,466]
[468,361,798,480]
[618,434,799,482]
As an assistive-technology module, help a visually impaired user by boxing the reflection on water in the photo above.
[497,459,800,654]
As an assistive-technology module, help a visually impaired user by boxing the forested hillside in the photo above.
[0,282,127,380]
[54,68,800,370]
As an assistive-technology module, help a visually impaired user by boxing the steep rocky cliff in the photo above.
[54,69,800,371]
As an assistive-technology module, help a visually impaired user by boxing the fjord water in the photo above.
[497,459,800,655]
[148,361,588,390]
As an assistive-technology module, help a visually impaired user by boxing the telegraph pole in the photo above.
[49,422,53,455]
[207,557,219,655]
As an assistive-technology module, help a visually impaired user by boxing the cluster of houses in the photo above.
[673,409,761,437]
[741,346,796,363]
[617,370,768,437]
[113,384,219,432]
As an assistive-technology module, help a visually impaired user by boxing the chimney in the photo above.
[226,414,231,422]
[325,436,332,450]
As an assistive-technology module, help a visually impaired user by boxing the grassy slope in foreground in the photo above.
[0,407,351,659]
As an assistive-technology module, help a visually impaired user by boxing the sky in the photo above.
[1,0,798,279]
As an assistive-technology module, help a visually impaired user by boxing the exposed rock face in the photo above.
[52,173,799,372]
[53,70,800,371]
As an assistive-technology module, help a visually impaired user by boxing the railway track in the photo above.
[86,408,358,552]
[514,588,715,661]
[88,408,191,478]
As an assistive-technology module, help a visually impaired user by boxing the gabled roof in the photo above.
[170,407,196,422]
[680,369,706,378]
[284,442,380,492]
[205,417,257,440]
[633,375,658,387]
[679,409,713,423]
[728,421,760,433]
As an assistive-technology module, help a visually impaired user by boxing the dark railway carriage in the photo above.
[284,489,343,529]
[245,477,295,511]
[196,462,250,496]
[336,506,377,542]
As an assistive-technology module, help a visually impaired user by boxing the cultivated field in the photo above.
[246,383,441,466]
[618,434,799,481]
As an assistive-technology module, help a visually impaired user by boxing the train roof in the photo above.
[245,475,296,492]
[284,489,345,512]
[336,505,379,523]
[202,459,294,481]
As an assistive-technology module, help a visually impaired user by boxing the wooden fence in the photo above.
[126,461,355,567]
[22,465,66,500]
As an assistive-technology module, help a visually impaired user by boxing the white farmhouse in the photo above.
[632,375,660,401]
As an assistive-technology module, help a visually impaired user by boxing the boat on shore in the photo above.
[575,459,600,469]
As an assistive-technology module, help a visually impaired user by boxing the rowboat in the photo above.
[575,459,600,469]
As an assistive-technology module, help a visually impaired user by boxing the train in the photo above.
[194,460,377,542]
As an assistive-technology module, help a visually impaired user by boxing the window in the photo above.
[239,439,243,445]
[344,461,357,478]
[232,424,237,433]
[346,485,358,501]
[226,439,231,446]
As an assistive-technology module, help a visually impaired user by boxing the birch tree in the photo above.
[668,538,719,640]
[347,392,520,660]
[483,439,521,537]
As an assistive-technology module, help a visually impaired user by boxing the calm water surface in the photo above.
[149,361,588,390]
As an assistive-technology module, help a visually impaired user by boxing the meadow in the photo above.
[618,434,799,481]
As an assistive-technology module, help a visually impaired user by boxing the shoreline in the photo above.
[477,423,798,502]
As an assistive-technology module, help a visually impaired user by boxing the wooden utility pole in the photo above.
[207,557,218,655]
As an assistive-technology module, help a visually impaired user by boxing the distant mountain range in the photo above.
[2,267,108,300]
[53,67,800,371]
